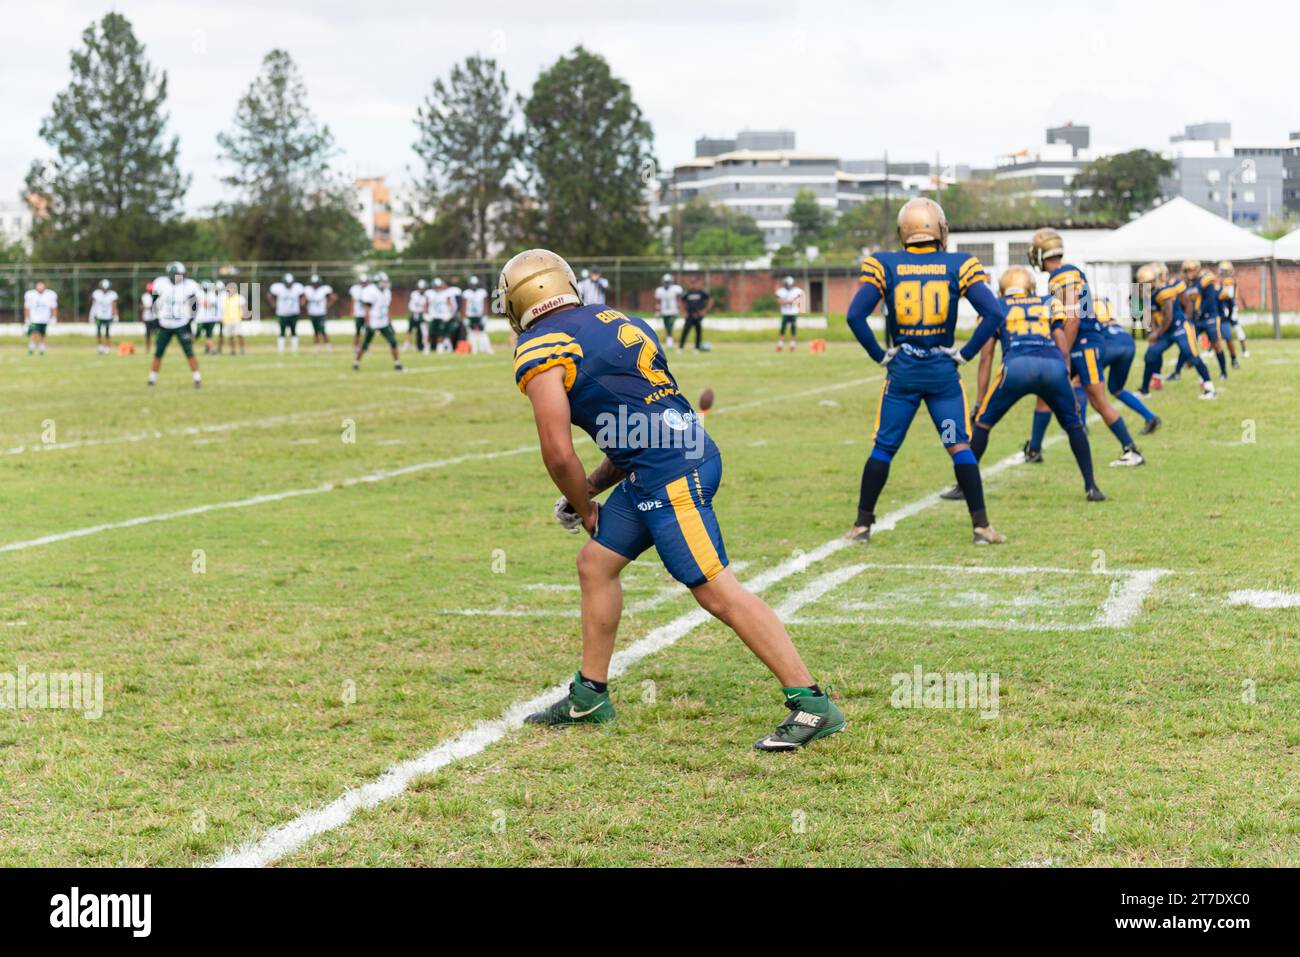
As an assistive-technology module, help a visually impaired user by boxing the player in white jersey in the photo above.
[303,274,336,351]
[196,280,222,354]
[462,276,491,353]
[775,276,803,352]
[140,282,158,348]
[147,261,203,388]
[24,280,58,355]
[349,271,370,349]
[268,272,305,353]
[654,273,684,349]
[407,279,429,352]
[89,279,119,353]
[353,272,403,372]
[428,278,455,353]
[446,278,465,351]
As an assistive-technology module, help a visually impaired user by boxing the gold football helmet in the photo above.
[1028,228,1065,269]
[497,248,582,334]
[998,266,1033,296]
[1217,260,1234,276]
[1135,263,1160,286]
[1180,259,1201,278]
[1152,261,1169,283]
[896,198,948,248]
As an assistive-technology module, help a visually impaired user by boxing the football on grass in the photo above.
[698,388,715,412]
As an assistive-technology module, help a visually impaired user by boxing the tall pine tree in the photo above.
[411,55,519,259]
[217,50,365,261]
[522,47,655,256]
[25,12,190,262]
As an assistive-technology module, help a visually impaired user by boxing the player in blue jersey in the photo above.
[504,249,843,752]
[1216,260,1244,362]
[939,266,1103,502]
[1097,296,1161,432]
[1138,262,1217,400]
[844,198,1008,545]
[1216,261,1242,365]
[1021,229,1146,468]
[1171,261,1229,381]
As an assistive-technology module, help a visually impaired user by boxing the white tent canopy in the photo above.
[1273,227,1300,261]
[1081,197,1274,263]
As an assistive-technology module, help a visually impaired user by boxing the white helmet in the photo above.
[580,268,590,279]
[283,272,294,284]
[662,273,672,284]
[433,277,444,286]
[417,279,428,290]
[99,279,111,290]
[309,273,321,285]
[468,275,479,286]
[375,271,390,286]
[783,276,794,286]
[358,270,370,283]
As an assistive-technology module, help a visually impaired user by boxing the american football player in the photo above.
[1097,295,1161,433]
[407,279,429,352]
[940,266,1103,502]
[1138,262,1216,400]
[269,272,304,354]
[24,280,58,355]
[1216,261,1242,365]
[845,198,1008,545]
[148,261,202,388]
[463,276,491,353]
[1170,261,1227,380]
[653,273,683,349]
[89,278,119,354]
[1021,229,1146,467]
[303,274,336,351]
[353,272,402,372]
[776,276,803,352]
[349,271,370,349]
[506,249,843,751]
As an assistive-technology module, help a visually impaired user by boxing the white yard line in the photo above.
[208,436,1068,868]
[1,397,454,456]
[1097,570,1172,627]
[1225,589,1300,609]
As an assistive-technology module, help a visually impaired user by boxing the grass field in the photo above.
[1,331,1297,868]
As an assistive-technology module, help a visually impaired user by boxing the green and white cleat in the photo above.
[754,693,845,752]
[525,674,615,726]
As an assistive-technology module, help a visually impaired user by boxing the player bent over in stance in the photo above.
[1216,261,1242,366]
[940,267,1104,502]
[504,249,843,751]
[147,261,202,388]
[845,198,1008,545]
[1022,229,1147,467]
[1138,262,1216,400]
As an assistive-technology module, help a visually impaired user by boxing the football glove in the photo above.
[938,345,968,365]
[880,346,899,366]
[554,496,583,533]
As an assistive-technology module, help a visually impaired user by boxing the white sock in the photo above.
[277,337,285,352]
[193,371,202,383]
[291,336,299,352]
[148,371,157,383]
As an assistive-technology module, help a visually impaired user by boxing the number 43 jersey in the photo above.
[859,247,988,351]
[996,293,1067,359]
[514,305,718,490]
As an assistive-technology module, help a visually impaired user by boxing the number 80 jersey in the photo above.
[514,305,718,490]
[859,248,988,349]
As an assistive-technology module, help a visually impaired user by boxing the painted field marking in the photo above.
[777,561,1170,632]
[1226,589,1300,609]
[208,435,1070,868]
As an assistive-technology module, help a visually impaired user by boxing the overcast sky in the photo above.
[3,0,1295,212]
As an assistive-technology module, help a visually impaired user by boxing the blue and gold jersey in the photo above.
[996,293,1066,358]
[1154,278,1188,325]
[1047,262,1099,337]
[858,246,988,350]
[514,304,718,490]
[1219,277,1236,319]
[1197,274,1220,321]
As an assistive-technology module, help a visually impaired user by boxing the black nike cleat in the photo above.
[1022,442,1044,464]
[1140,415,1162,435]
[939,483,965,501]
[1086,486,1107,502]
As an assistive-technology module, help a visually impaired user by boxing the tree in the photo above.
[825,197,908,256]
[672,199,764,258]
[788,187,833,246]
[24,13,190,261]
[522,47,655,255]
[217,50,365,260]
[412,55,519,259]
[937,178,1059,228]
[1070,150,1173,221]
